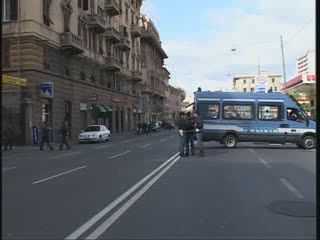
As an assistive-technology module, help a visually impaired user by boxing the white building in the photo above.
[296,49,315,75]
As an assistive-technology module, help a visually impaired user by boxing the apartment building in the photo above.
[140,14,168,123]
[296,49,315,75]
[2,0,143,144]
[233,71,282,93]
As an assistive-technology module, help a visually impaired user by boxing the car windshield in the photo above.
[84,126,100,132]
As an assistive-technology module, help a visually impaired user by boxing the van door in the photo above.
[256,102,285,143]
[285,108,309,143]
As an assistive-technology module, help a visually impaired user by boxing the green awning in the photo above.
[103,105,113,112]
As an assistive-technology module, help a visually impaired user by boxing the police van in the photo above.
[194,91,316,149]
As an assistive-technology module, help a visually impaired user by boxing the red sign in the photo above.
[307,75,316,81]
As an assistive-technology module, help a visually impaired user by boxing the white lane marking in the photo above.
[140,144,152,148]
[280,178,304,199]
[258,158,272,169]
[249,148,255,153]
[93,145,113,149]
[51,151,81,159]
[2,166,17,172]
[123,140,134,143]
[108,150,132,159]
[32,166,87,185]
[86,156,181,239]
[65,152,179,240]
[160,138,167,142]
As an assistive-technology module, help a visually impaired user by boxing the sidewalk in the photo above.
[2,130,138,156]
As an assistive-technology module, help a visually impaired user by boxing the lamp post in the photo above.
[280,35,287,93]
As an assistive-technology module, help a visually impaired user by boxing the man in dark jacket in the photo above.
[194,111,204,157]
[59,121,71,150]
[185,112,195,156]
[40,121,53,151]
[3,126,14,151]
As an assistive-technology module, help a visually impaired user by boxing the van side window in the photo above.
[223,103,254,120]
[198,103,220,120]
[258,105,281,121]
[287,108,306,122]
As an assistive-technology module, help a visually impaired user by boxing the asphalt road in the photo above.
[2,130,316,239]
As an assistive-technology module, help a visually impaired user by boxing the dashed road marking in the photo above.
[51,151,81,159]
[2,166,17,172]
[280,178,304,199]
[249,148,255,153]
[108,151,132,159]
[93,145,113,149]
[160,139,167,142]
[32,166,87,185]
[140,144,152,148]
[258,157,272,168]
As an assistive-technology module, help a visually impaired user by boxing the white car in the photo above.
[78,125,111,143]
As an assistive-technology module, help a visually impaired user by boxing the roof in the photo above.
[194,91,290,100]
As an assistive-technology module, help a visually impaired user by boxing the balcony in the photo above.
[132,71,143,82]
[104,27,120,43]
[141,29,168,58]
[131,25,142,38]
[60,32,84,54]
[118,67,132,79]
[87,14,106,33]
[105,0,120,16]
[105,56,122,71]
[116,37,131,51]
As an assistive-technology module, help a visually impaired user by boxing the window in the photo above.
[250,88,254,92]
[252,79,255,83]
[80,72,85,80]
[274,86,277,91]
[223,104,254,120]
[43,0,53,26]
[258,104,282,121]
[244,88,247,92]
[2,39,10,68]
[198,103,220,120]
[78,0,89,10]
[125,7,129,22]
[64,66,70,76]
[90,0,95,11]
[2,0,18,21]
[243,79,247,84]
[272,78,275,83]
[107,82,112,88]
[287,108,306,122]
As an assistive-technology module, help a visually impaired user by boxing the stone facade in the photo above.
[2,0,145,144]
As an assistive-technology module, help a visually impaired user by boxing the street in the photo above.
[2,130,316,239]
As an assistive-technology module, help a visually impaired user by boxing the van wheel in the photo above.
[223,134,238,148]
[301,135,316,149]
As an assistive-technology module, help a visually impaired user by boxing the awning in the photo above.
[103,105,113,112]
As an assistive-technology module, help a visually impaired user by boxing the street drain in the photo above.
[268,200,316,218]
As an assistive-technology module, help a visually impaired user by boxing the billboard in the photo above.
[255,75,268,93]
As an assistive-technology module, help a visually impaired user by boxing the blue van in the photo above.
[194,91,316,149]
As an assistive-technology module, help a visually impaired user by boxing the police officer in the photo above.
[177,112,188,157]
[59,121,71,150]
[185,112,195,156]
[194,111,204,157]
[3,126,14,151]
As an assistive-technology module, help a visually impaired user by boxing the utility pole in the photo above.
[258,56,261,74]
[280,35,287,93]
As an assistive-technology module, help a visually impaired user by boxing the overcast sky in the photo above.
[141,0,315,96]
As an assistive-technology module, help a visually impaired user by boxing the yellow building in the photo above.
[233,71,282,93]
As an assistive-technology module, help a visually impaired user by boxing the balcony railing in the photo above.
[105,0,120,16]
[116,37,131,51]
[105,56,121,71]
[60,32,84,54]
[131,25,142,38]
[87,14,106,33]
[104,27,121,43]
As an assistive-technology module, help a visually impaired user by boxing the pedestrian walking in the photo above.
[3,126,14,151]
[40,121,53,151]
[185,112,195,156]
[59,121,71,150]
[194,111,204,157]
[177,112,188,157]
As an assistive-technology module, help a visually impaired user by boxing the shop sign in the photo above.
[255,75,268,93]
[80,103,88,111]
[2,75,27,86]
[88,94,98,102]
[40,82,54,98]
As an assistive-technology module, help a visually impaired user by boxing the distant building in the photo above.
[296,49,315,75]
[181,96,194,113]
[233,71,282,93]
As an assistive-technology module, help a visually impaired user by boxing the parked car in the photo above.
[78,125,111,143]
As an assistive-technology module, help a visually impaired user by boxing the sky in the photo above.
[141,0,315,96]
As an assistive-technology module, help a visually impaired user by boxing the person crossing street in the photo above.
[194,111,204,157]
